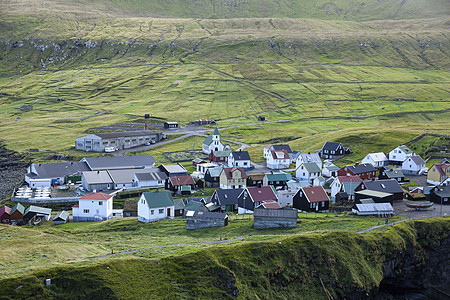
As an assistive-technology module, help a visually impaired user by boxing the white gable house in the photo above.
[138,190,175,223]
[266,150,290,169]
[202,127,224,155]
[296,162,321,183]
[296,152,322,170]
[402,155,426,175]
[389,145,414,164]
[73,192,113,222]
[362,152,388,168]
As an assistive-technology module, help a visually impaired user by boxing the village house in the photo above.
[361,152,388,168]
[196,162,219,178]
[428,183,450,205]
[295,162,322,183]
[202,127,224,155]
[331,175,365,201]
[253,208,297,229]
[263,172,293,189]
[228,151,252,170]
[82,155,156,171]
[0,206,11,224]
[319,142,348,159]
[427,163,450,185]
[237,186,278,214]
[75,130,164,152]
[276,190,296,207]
[81,170,114,191]
[173,198,186,217]
[204,166,224,188]
[186,211,228,230]
[402,155,426,175]
[246,174,265,187]
[219,167,247,190]
[184,200,208,214]
[337,163,377,180]
[378,167,408,183]
[167,175,196,195]
[164,122,178,129]
[10,203,25,224]
[388,145,414,165]
[73,192,113,222]
[296,152,323,169]
[322,160,339,177]
[209,150,231,164]
[210,188,243,212]
[293,186,330,213]
[364,179,404,201]
[266,150,290,169]
[133,170,168,189]
[192,158,207,167]
[138,190,175,222]
[264,144,294,163]
[256,201,282,209]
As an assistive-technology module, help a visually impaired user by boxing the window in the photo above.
[99,201,103,206]
[244,162,248,166]
[132,139,136,142]
[159,209,164,214]
[111,141,115,144]
[103,142,108,145]
[151,210,154,215]
[83,209,89,214]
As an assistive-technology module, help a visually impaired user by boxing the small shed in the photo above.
[10,203,25,224]
[173,198,186,217]
[253,208,297,229]
[23,206,52,224]
[0,206,11,224]
[257,116,266,121]
[186,211,228,230]
[53,211,70,225]
[164,122,179,129]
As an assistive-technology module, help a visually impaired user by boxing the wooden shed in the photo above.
[53,211,70,225]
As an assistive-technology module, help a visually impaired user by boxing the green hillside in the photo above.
[0,218,448,299]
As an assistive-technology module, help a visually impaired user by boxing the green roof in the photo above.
[185,200,204,211]
[203,135,213,146]
[205,203,221,212]
[208,166,224,177]
[192,158,205,163]
[181,185,192,191]
[342,182,362,196]
[213,127,220,136]
[173,198,186,210]
[385,169,404,178]
[398,145,413,155]
[303,162,321,173]
[11,203,25,215]
[142,190,174,208]
[265,173,292,182]
[213,150,231,157]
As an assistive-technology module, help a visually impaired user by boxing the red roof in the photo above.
[0,205,11,216]
[260,201,282,209]
[79,192,113,201]
[337,175,362,183]
[222,167,246,180]
[271,150,289,159]
[302,186,330,203]
[264,145,271,149]
[434,163,450,176]
[169,175,195,186]
[247,186,277,202]
[73,205,79,208]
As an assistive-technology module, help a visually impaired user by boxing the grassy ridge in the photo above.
[2,0,449,20]
[0,218,448,299]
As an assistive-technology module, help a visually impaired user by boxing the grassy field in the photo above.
[0,213,404,279]
[0,218,448,299]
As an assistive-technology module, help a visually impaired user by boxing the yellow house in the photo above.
[427,163,450,184]
[219,167,247,190]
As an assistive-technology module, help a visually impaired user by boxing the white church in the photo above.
[202,127,224,154]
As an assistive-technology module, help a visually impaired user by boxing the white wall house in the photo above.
[389,145,414,163]
[73,192,113,222]
[295,162,321,183]
[202,127,224,154]
[138,190,175,223]
[266,150,290,169]
[322,160,339,178]
[228,151,252,170]
[362,152,388,168]
[296,152,322,170]
[402,155,426,175]
[134,172,167,189]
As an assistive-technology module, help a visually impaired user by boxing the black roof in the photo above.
[212,188,243,205]
[190,211,228,219]
[271,144,292,153]
[347,163,376,174]
[364,179,404,194]
[322,142,343,151]
[230,151,251,161]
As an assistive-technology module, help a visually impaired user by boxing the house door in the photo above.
[226,205,231,212]
[167,208,171,217]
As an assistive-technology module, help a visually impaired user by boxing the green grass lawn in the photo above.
[0,212,403,279]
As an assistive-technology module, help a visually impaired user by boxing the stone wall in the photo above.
[253,208,297,229]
